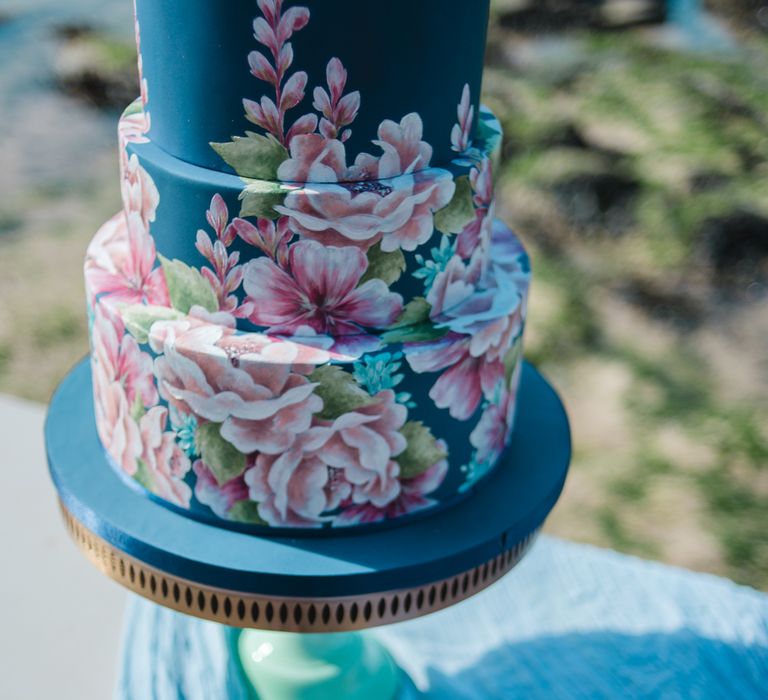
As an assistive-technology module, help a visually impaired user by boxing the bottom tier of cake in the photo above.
[84,213,530,533]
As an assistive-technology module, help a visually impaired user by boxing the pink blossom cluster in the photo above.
[143,317,443,527]
[244,0,317,146]
[405,221,528,423]
[194,194,253,321]
[274,113,455,253]
[451,84,474,154]
[92,305,191,506]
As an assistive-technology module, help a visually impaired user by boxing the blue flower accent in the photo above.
[170,407,199,459]
[412,236,455,295]
[352,351,415,407]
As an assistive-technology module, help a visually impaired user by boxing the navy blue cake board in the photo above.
[46,358,570,632]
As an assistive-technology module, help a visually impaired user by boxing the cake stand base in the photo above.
[239,629,401,700]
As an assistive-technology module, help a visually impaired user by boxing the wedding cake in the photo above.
[85,0,531,532]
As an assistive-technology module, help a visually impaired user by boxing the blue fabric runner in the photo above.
[116,536,768,699]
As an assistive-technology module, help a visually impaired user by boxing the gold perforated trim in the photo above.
[60,500,536,631]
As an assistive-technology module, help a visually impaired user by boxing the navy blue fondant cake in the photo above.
[85,0,530,532]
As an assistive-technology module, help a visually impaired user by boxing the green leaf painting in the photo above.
[360,243,407,286]
[210,132,288,180]
[227,500,268,525]
[434,175,475,234]
[121,304,185,344]
[309,365,374,420]
[381,298,449,344]
[195,422,248,486]
[396,421,447,478]
[239,179,288,219]
[158,255,218,314]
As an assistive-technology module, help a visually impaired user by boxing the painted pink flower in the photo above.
[244,0,315,146]
[333,441,449,526]
[230,216,293,267]
[313,58,360,143]
[451,84,474,154]
[94,373,142,476]
[275,170,454,252]
[244,427,351,527]
[456,158,494,259]
[243,388,407,526]
[118,109,150,169]
[92,303,158,410]
[470,370,520,467]
[121,153,160,229]
[85,211,170,307]
[406,220,529,419]
[91,304,157,476]
[242,239,403,340]
[193,460,249,519]
[139,406,192,507]
[316,389,407,507]
[354,113,434,179]
[427,221,528,344]
[276,133,352,183]
[275,113,454,252]
[405,333,504,421]
[151,322,323,455]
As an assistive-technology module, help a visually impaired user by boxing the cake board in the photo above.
[46,358,570,699]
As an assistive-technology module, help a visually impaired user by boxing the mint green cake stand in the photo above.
[46,360,570,699]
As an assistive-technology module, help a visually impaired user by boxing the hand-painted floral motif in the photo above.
[451,84,474,155]
[243,0,316,147]
[404,223,528,421]
[138,406,192,507]
[85,211,170,307]
[274,112,455,252]
[242,239,403,350]
[334,441,448,526]
[91,304,156,476]
[151,321,324,455]
[193,459,249,519]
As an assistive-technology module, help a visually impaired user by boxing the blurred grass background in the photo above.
[0,0,766,587]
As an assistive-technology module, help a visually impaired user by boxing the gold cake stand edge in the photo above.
[60,499,537,632]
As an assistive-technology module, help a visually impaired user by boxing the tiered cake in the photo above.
[85,0,530,532]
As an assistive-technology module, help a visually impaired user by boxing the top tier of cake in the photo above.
[134,0,491,177]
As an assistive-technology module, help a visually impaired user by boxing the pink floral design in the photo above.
[317,390,407,507]
[195,195,252,319]
[405,333,504,421]
[85,211,170,307]
[244,0,317,146]
[139,406,192,507]
[333,441,448,526]
[91,305,157,476]
[275,113,454,251]
[121,153,160,229]
[470,372,520,467]
[193,460,249,519]
[243,388,407,526]
[151,322,324,455]
[245,427,351,526]
[451,84,474,154]
[242,239,403,340]
[230,216,292,268]
[456,158,495,259]
[118,109,150,169]
[354,113,434,179]
[313,58,360,143]
[276,133,352,183]
[406,219,528,420]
